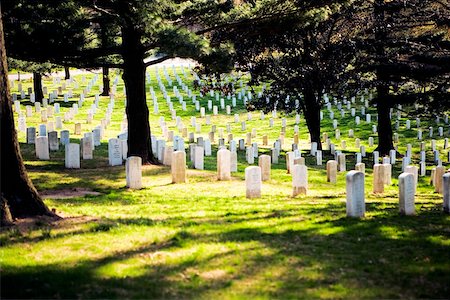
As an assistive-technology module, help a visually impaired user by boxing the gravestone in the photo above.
[258,155,271,181]
[194,146,204,170]
[126,156,142,189]
[75,123,81,135]
[316,150,322,166]
[286,152,295,174]
[246,146,254,164]
[82,133,93,159]
[39,124,47,137]
[172,151,186,183]
[355,162,365,174]
[346,171,365,217]
[373,164,385,193]
[27,127,36,144]
[230,151,238,172]
[271,148,279,164]
[204,139,212,156]
[163,146,173,166]
[405,166,419,192]
[434,166,446,194]
[48,131,59,151]
[338,153,346,172]
[398,173,415,215]
[443,173,450,213]
[65,143,80,169]
[217,149,231,180]
[245,166,262,199]
[292,165,307,196]
[108,138,123,166]
[327,160,338,183]
[35,136,50,160]
[383,163,392,185]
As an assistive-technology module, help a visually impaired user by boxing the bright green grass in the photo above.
[1,67,450,299]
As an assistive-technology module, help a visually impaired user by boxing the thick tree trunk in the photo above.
[121,25,157,164]
[302,89,322,150]
[101,66,110,96]
[374,0,394,156]
[0,10,54,224]
[376,87,394,155]
[33,72,44,102]
[64,66,70,80]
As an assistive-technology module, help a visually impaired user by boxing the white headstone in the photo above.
[292,165,308,196]
[35,136,50,160]
[398,173,415,215]
[217,149,231,180]
[194,146,204,170]
[126,156,142,189]
[245,166,262,198]
[346,171,365,217]
[65,143,80,169]
[108,138,123,166]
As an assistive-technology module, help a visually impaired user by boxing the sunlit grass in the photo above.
[2,67,449,298]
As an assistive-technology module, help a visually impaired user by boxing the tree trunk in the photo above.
[376,94,394,155]
[121,25,157,164]
[33,72,43,102]
[374,0,394,156]
[64,66,70,80]
[302,89,322,150]
[0,9,55,224]
[101,66,110,96]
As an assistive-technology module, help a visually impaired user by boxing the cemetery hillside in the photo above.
[1,0,450,299]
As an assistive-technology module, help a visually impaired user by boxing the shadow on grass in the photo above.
[2,201,449,299]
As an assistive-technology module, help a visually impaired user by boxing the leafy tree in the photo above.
[3,0,209,163]
[356,0,450,154]
[211,0,359,149]
[7,58,58,102]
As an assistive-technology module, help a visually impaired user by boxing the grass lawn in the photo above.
[1,66,449,299]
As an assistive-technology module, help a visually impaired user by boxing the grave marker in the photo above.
[346,171,365,217]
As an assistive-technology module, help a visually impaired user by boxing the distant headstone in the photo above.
[327,160,338,183]
[434,166,446,194]
[373,164,385,194]
[48,131,59,151]
[355,162,365,174]
[82,133,93,159]
[259,155,271,181]
[27,127,36,144]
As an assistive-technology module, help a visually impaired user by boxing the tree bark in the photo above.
[64,66,70,80]
[0,8,54,224]
[302,89,322,150]
[33,72,44,103]
[374,0,394,156]
[376,94,394,155]
[101,66,110,96]
[121,24,157,164]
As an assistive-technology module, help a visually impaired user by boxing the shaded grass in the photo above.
[3,67,450,299]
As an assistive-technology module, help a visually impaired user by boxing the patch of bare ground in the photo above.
[1,215,99,233]
[40,188,102,199]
